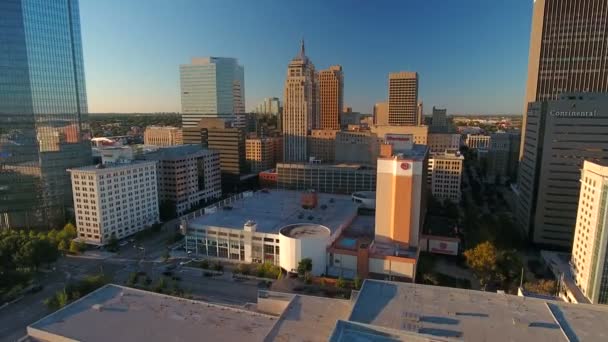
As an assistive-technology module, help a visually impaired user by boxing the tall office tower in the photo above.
[388,72,419,126]
[375,142,428,247]
[282,41,319,161]
[198,118,246,192]
[520,0,608,158]
[516,94,608,247]
[68,161,159,245]
[180,57,245,144]
[431,107,448,132]
[0,0,92,230]
[144,126,183,146]
[254,97,281,116]
[570,161,608,304]
[318,65,343,130]
[417,102,424,125]
[373,102,389,125]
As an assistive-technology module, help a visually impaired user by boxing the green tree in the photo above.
[297,258,312,276]
[464,241,498,289]
[69,240,81,254]
[336,277,347,289]
[57,240,68,251]
[106,235,119,252]
[353,276,362,290]
[57,289,69,309]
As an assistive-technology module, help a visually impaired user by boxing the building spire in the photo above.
[299,38,305,57]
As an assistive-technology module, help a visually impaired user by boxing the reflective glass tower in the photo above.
[0,0,92,229]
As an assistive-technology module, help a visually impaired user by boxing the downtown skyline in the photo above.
[79,0,533,115]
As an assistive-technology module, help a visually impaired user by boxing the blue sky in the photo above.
[80,0,533,114]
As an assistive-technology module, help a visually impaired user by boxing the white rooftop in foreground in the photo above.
[187,190,359,235]
[27,285,277,342]
[27,280,608,342]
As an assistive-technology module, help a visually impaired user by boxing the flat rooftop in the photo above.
[347,280,608,341]
[141,144,214,159]
[187,190,359,235]
[28,285,276,342]
[69,160,155,172]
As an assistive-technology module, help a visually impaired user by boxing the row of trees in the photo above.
[90,113,181,137]
[45,274,108,310]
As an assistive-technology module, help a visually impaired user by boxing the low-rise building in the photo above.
[68,161,159,245]
[371,124,428,145]
[143,126,183,146]
[276,162,376,194]
[27,280,608,342]
[140,145,221,216]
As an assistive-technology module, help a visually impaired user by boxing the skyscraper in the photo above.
[570,160,608,304]
[282,41,319,162]
[180,57,245,144]
[520,0,608,158]
[318,65,343,130]
[254,97,281,116]
[0,0,92,229]
[516,93,608,247]
[373,102,389,125]
[388,72,418,126]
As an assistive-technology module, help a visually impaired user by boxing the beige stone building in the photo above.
[283,41,319,162]
[318,65,343,130]
[388,72,418,126]
[144,126,183,146]
[570,161,608,304]
[246,137,282,173]
[521,0,608,158]
[464,134,491,150]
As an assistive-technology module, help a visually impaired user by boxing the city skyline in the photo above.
[79,0,532,115]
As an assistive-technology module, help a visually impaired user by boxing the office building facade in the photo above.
[199,118,247,191]
[0,0,92,229]
[570,161,608,304]
[318,65,343,130]
[180,57,244,144]
[388,72,418,126]
[308,129,338,162]
[276,163,376,194]
[68,161,159,245]
[335,131,380,165]
[246,137,281,173]
[282,41,319,162]
[372,124,428,145]
[521,0,608,158]
[427,133,461,154]
[429,152,464,203]
[517,94,608,247]
[140,145,221,216]
[486,132,520,183]
[143,126,183,146]
[464,134,491,150]
[431,106,448,132]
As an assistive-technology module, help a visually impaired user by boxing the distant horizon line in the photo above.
[88,112,523,117]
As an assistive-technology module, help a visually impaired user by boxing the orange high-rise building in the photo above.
[318,65,343,130]
[374,145,427,247]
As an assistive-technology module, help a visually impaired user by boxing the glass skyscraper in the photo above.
[179,57,245,144]
[0,0,92,229]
